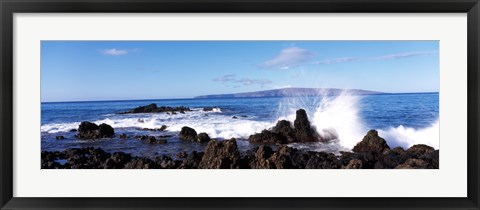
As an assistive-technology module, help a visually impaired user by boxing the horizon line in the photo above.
[42,91,439,103]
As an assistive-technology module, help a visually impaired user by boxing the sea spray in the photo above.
[276,90,365,149]
[311,91,367,149]
[378,120,439,149]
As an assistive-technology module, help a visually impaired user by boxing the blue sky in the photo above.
[41,41,439,102]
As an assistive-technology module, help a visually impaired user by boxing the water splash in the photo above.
[277,90,439,150]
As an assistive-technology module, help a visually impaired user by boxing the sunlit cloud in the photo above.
[100,48,139,56]
[261,47,315,69]
[213,74,272,87]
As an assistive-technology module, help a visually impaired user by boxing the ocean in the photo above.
[41,92,439,158]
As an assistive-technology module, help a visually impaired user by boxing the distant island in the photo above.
[194,88,385,99]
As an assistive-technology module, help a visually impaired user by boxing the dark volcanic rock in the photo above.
[75,121,115,139]
[176,151,188,158]
[294,109,318,142]
[249,130,287,144]
[124,158,156,169]
[179,151,204,169]
[199,139,240,169]
[248,109,323,144]
[305,151,340,169]
[407,144,435,156]
[78,121,99,134]
[155,155,180,169]
[395,158,431,169]
[119,133,128,139]
[179,126,197,141]
[352,130,390,154]
[197,132,211,143]
[343,159,363,169]
[119,103,191,114]
[271,120,296,143]
[142,125,168,132]
[104,152,132,169]
[377,147,409,169]
[98,123,115,138]
[249,145,275,169]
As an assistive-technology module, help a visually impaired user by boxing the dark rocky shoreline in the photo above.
[44,106,439,169]
[42,130,438,169]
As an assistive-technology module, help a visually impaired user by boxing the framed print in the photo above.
[1,0,479,209]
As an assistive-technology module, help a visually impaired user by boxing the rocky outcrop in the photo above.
[179,127,211,143]
[294,109,319,142]
[75,121,115,139]
[271,120,296,143]
[118,103,191,114]
[199,139,240,169]
[249,130,287,144]
[352,130,390,154]
[249,109,321,144]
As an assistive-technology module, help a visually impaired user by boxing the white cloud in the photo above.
[212,74,236,82]
[213,74,272,87]
[101,48,139,56]
[262,47,315,69]
[234,78,272,86]
[314,51,437,65]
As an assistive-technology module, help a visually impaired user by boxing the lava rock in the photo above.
[98,123,115,138]
[179,126,197,141]
[179,151,204,169]
[352,130,390,154]
[271,120,296,143]
[294,109,318,142]
[199,139,240,169]
[343,159,363,169]
[197,132,211,143]
[119,103,191,114]
[75,121,115,139]
[176,151,188,158]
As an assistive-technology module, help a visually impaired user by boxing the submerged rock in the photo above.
[55,136,65,140]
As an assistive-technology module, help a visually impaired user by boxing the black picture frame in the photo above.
[1,0,479,209]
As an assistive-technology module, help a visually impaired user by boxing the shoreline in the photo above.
[41,106,439,169]
[41,133,439,169]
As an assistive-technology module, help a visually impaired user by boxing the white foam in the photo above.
[41,110,275,140]
[378,120,439,149]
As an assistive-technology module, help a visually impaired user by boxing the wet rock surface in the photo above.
[43,112,438,169]
[75,122,115,139]
[248,109,322,144]
[118,103,191,114]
